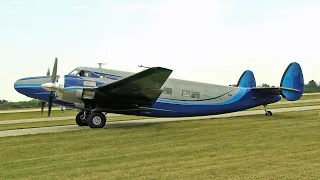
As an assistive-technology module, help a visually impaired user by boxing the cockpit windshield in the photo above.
[68,68,80,76]
[68,68,92,77]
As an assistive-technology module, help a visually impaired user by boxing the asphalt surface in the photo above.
[1,105,320,138]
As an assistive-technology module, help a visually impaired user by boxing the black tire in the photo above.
[75,111,88,126]
[87,112,106,128]
[265,111,272,116]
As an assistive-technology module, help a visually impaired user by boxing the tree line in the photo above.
[229,80,320,93]
[0,99,58,110]
[1,79,319,110]
[256,80,320,93]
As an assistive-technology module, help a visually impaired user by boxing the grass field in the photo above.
[0,115,150,131]
[297,93,320,100]
[0,110,77,120]
[249,101,320,110]
[0,101,320,131]
[1,110,320,179]
[2,100,320,121]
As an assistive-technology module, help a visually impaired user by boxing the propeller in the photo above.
[41,68,51,115]
[46,68,50,76]
[41,57,58,116]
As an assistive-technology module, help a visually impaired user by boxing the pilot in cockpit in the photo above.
[79,70,85,77]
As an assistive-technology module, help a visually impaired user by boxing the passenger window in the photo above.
[182,90,190,97]
[162,87,172,95]
[191,92,200,98]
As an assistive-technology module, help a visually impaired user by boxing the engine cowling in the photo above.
[41,75,104,109]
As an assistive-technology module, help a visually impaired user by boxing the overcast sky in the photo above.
[1,0,320,101]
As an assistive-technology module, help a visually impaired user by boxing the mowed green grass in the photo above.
[1,99,320,122]
[0,115,150,131]
[0,120,75,131]
[249,101,320,110]
[1,110,320,179]
[279,93,320,101]
[1,101,320,131]
[0,110,77,121]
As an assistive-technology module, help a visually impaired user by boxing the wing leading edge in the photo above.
[95,67,173,106]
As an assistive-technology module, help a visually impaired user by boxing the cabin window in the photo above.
[162,87,172,95]
[182,90,190,97]
[191,92,200,99]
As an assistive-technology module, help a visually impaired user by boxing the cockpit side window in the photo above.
[78,70,91,77]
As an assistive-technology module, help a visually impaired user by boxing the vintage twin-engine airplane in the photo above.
[14,58,304,128]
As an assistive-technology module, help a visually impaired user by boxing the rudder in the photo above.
[280,62,304,101]
[237,70,256,88]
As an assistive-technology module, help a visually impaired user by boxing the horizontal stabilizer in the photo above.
[250,62,304,101]
[280,87,300,92]
[250,87,301,96]
[237,70,256,88]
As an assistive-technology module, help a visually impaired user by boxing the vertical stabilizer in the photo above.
[237,70,256,88]
[280,62,304,101]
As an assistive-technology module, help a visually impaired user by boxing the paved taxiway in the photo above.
[1,105,320,138]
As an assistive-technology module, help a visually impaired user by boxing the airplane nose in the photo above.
[14,79,22,90]
[14,78,25,94]
[14,76,58,97]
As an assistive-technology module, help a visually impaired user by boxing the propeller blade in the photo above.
[48,92,54,117]
[51,57,58,83]
[41,101,46,115]
[46,68,50,76]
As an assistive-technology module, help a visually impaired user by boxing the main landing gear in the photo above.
[75,111,107,128]
[263,105,272,116]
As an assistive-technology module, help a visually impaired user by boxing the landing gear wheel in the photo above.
[265,111,272,116]
[75,111,88,126]
[87,112,106,128]
[263,105,272,116]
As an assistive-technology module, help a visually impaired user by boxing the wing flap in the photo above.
[96,67,173,106]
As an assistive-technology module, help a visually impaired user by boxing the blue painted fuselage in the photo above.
[14,74,281,117]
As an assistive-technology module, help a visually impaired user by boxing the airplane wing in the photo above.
[95,67,173,106]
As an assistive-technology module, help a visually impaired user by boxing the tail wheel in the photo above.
[75,111,88,126]
[87,112,106,128]
[265,111,272,116]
